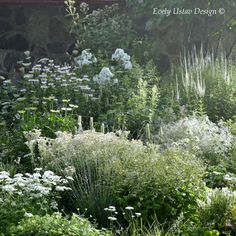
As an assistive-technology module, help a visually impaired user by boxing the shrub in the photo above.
[65,1,137,56]
[0,169,71,234]
[196,187,236,234]
[9,212,112,236]
[157,115,234,156]
[25,130,206,226]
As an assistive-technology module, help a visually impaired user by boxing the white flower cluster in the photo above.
[80,2,89,13]
[0,169,71,198]
[112,48,132,70]
[93,67,114,84]
[158,115,234,155]
[74,49,97,67]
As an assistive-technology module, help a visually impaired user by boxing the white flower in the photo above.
[2,185,16,192]
[43,171,54,177]
[97,67,114,84]
[24,212,33,218]
[33,173,41,179]
[24,74,34,79]
[108,216,117,221]
[135,212,141,217]
[159,115,234,154]
[108,206,116,212]
[24,51,30,57]
[50,200,58,210]
[80,2,89,13]
[112,48,132,70]
[125,206,134,210]
[75,49,97,67]
[0,171,10,180]
[14,173,23,178]
[124,61,132,70]
[93,75,99,82]
[112,48,130,61]
[66,176,74,181]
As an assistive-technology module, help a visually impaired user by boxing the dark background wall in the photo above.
[0,5,73,75]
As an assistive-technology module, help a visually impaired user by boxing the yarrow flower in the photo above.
[108,216,117,221]
[125,206,134,210]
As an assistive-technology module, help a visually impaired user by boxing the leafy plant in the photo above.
[9,212,112,236]
[25,130,206,227]
[65,1,137,57]
[196,187,236,234]
[0,169,71,234]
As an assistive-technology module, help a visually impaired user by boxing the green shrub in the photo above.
[65,1,137,57]
[196,187,236,234]
[26,130,206,226]
[9,212,112,236]
[114,148,206,224]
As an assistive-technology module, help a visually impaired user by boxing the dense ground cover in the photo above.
[0,1,236,235]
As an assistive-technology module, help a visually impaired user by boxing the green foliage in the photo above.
[196,187,236,234]
[114,148,206,224]
[65,1,137,56]
[9,212,112,236]
[27,130,206,227]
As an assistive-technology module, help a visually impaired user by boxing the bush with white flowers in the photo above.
[157,115,234,155]
[24,129,205,226]
[0,169,72,234]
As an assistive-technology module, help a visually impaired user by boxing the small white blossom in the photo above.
[24,212,33,218]
[125,206,134,210]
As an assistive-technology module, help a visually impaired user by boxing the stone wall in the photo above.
[1,4,235,77]
[0,5,73,76]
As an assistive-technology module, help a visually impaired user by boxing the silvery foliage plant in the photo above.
[157,115,234,155]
